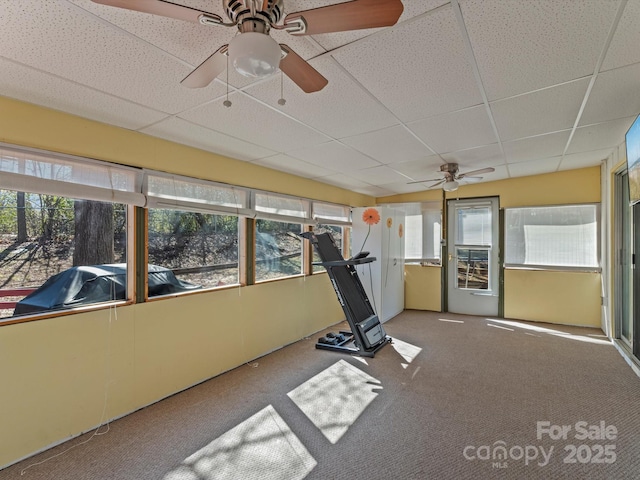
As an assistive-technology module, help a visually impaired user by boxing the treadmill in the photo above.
[301,231,391,357]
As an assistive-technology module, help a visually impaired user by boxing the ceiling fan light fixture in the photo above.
[443,180,459,192]
[228,32,281,78]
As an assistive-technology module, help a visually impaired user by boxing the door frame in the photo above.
[443,196,503,316]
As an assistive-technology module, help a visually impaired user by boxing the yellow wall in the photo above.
[504,269,602,327]
[0,275,343,467]
[382,166,601,207]
[387,167,602,327]
[0,96,606,467]
[0,97,361,468]
[0,96,373,207]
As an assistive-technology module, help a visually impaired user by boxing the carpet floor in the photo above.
[3,310,640,479]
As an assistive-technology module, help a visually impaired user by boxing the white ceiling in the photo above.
[1,0,639,197]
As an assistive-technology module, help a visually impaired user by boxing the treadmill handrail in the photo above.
[315,257,376,267]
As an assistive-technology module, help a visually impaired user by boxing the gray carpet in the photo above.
[3,310,640,479]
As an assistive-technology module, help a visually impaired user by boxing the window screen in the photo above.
[505,204,599,268]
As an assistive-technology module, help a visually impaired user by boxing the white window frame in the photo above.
[504,203,601,272]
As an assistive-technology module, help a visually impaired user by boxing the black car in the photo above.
[13,264,201,316]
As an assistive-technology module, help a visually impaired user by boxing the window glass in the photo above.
[1,189,127,319]
[312,225,343,273]
[456,206,491,246]
[455,248,489,289]
[505,205,599,268]
[255,220,303,281]
[391,202,441,264]
[147,209,239,293]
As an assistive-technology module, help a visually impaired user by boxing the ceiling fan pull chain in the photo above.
[224,53,232,108]
[278,71,286,106]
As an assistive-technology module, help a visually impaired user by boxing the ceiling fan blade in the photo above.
[427,179,446,188]
[458,167,495,179]
[284,0,404,36]
[279,45,328,93]
[407,178,445,185]
[181,46,227,88]
[91,0,222,24]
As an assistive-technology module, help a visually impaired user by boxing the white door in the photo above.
[447,198,499,316]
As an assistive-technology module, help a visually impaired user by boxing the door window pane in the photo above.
[456,207,491,246]
[455,248,489,290]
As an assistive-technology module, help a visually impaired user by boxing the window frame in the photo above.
[504,202,601,272]
[380,202,442,265]
[1,142,355,323]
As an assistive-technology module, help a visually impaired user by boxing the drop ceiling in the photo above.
[1,0,639,197]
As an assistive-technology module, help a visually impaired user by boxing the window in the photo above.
[383,202,441,264]
[312,225,344,273]
[255,220,303,282]
[254,192,310,222]
[505,204,599,269]
[147,209,239,295]
[0,189,129,319]
[0,145,140,320]
[0,144,354,319]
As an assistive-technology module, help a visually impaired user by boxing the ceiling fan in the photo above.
[92,0,404,93]
[408,163,495,191]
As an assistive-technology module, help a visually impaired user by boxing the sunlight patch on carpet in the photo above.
[287,360,382,444]
[163,405,316,480]
[391,338,422,368]
[487,318,612,345]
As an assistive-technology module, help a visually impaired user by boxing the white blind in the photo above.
[145,171,250,216]
[505,204,599,268]
[382,202,441,261]
[253,191,311,223]
[312,202,351,224]
[0,144,144,206]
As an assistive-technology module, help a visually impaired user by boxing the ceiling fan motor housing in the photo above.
[225,0,284,28]
[440,163,459,177]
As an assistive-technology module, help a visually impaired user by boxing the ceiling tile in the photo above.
[601,0,640,71]
[375,182,440,195]
[340,125,435,164]
[0,0,227,114]
[461,0,620,100]
[391,156,448,181]
[252,154,336,178]
[69,0,232,66]
[347,165,410,186]
[351,185,396,197]
[245,56,399,139]
[580,62,640,126]
[0,57,167,130]
[559,149,612,171]
[407,105,497,154]
[491,78,590,141]
[331,4,482,122]
[179,92,331,152]
[441,144,505,170]
[288,141,380,172]
[301,0,449,51]
[507,157,562,177]
[503,131,571,165]
[567,117,636,155]
[316,173,370,190]
[140,116,276,161]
